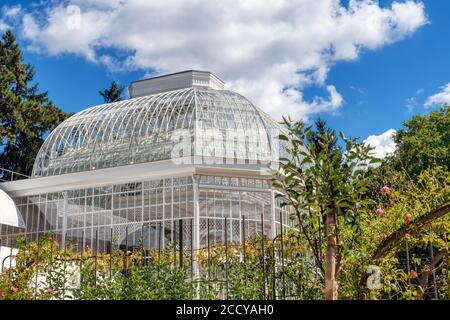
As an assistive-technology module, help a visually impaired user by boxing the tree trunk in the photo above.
[325,212,338,300]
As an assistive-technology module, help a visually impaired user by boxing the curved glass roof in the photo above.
[32,87,286,177]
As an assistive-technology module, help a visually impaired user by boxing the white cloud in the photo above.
[425,83,450,108]
[364,129,397,159]
[0,5,22,31]
[405,88,424,112]
[0,20,8,31]
[10,0,427,119]
[2,5,21,18]
[349,85,365,95]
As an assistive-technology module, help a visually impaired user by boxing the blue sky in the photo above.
[1,0,449,157]
[314,0,450,139]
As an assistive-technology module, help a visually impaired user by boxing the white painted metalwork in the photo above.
[0,188,25,228]
[32,87,285,178]
[1,72,295,255]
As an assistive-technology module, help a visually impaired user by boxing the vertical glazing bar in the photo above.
[280,210,286,299]
[148,224,151,257]
[1,239,4,274]
[191,219,194,279]
[179,219,184,268]
[49,234,54,291]
[192,174,200,279]
[224,217,228,300]
[162,186,166,249]
[207,218,211,282]
[125,226,128,274]
[157,223,161,265]
[141,224,145,266]
[61,192,68,249]
[80,230,84,288]
[270,189,276,239]
[23,236,27,259]
[8,238,12,288]
[272,241,276,300]
[242,216,246,263]
[261,213,266,299]
[171,178,174,248]
[94,229,98,287]
[110,228,113,279]
[63,232,67,300]
[173,220,177,268]
[35,234,40,300]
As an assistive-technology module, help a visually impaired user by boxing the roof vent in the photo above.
[129,70,225,98]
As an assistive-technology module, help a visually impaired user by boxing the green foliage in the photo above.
[339,166,450,299]
[0,232,323,300]
[1,102,449,300]
[392,106,450,179]
[274,118,378,288]
[0,236,195,300]
[0,30,68,176]
[99,81,125,103]
[273,115,450,300]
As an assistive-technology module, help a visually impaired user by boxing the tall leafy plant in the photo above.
[273,118,379,299]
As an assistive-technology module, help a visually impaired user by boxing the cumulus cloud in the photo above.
[425,83,450,108]
[2,5,21,18]
[0,5,21,31]
[0,20,8,31]
[3,0,427,119]
[364,129,397,159]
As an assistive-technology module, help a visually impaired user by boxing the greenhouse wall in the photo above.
[0,174,293,255]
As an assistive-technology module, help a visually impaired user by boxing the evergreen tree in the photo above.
[0,30,67,178]
[309,118,338,153]
[99,81,124,103]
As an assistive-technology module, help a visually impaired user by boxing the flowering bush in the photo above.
[0,232,321,300]
[339,166,450,300]
[0,236,195,300]
[1,167,448,300]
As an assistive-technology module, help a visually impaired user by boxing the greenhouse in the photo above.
[0,70,293,256]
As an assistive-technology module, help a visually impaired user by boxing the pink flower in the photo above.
[405,214,411,224]
[381,185,390,196]
[405,232,411,239]
[411,270,418,279]
[10,286,17,293]
[0,290,4,298]
[376,208,385,215]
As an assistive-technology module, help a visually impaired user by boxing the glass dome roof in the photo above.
[32,87,286,177]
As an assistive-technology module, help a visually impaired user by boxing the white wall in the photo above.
[0,245,18,269]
